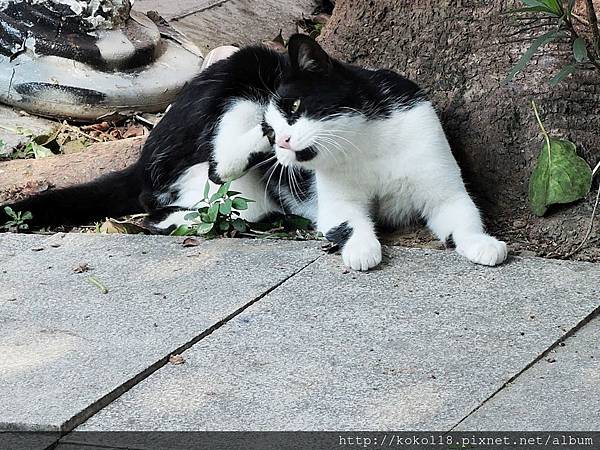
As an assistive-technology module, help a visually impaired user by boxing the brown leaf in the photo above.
[182,237,200,247]
[169,354,185,365]
[122,124,146,139]
[73,263,90,273]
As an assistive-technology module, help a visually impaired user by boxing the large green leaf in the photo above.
[529,138,592,216]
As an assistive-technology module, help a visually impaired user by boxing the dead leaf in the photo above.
[169,354,185,365]
[182,237,200,247]
[73,263,90,273]
[99,219,127,234]
[61,138,87,154]
[122,124,146,139]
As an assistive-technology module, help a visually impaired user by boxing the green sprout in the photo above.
[2,206,33,232]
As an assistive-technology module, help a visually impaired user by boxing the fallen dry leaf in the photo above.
[182,237,200,247]
[169,354,185,365]
[73,263,90,273]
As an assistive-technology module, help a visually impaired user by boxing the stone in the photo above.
[0,233,51,264]
[75,248,600,431]
[0,234,320,431]
[0,106,58,156]
[456,315,600,430]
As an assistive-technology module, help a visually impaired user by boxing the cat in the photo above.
[2,34,507,271]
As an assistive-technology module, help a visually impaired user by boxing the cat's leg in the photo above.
[211,100,273,183]
[425,193,507,266]
[317,175,382,271]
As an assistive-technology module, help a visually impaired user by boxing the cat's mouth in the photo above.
[275,146,318,167]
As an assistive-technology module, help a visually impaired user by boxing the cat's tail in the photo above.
[1,164,144,228]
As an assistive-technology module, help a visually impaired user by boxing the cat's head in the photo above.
[264,34,365,169]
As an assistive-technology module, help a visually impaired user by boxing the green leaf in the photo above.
[219,220,230,231]
[283,215,313,230]
[171,225,192,236]
[231,198,249,211]
[573,38,588,62]
[540,0,562,15]
[529,138,593,216]
[4,206,16,219]
[549,64,577,86]
[508,6,558,14]
[196,222,215,235]
[219,199,232,215]
[232,218,247,232]
[207,203,220,222]
[505,30,565,82]
[184,212,200,221]
[209,182,231,203]
[30,142,53,159]
[21,211,33,220]
[203,181,210,200]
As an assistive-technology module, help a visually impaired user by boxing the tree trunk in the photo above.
[320,0,600,261]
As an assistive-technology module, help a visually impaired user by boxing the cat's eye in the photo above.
[291,99,301,114]
[266,129,275,139]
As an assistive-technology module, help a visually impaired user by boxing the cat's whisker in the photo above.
[318,131,363,155]
[313,139,340,164]
[277,164,286,211]
[252,155,277,170]
[315,135,349,158]
[262,161,280,207]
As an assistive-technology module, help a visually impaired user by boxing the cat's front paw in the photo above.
[215,161,248,182]
[342,235,382,271]
[456,234,508,266]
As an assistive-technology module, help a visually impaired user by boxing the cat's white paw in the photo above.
[342,235,382,271]
[217,161,247,182]
[456,234,508,266]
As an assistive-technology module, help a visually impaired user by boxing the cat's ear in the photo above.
[288,34,332,73]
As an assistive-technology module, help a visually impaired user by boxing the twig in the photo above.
[87,276,109,294]
[564,182,600,258]
[572,12,590,26]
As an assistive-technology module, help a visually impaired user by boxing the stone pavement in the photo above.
[0,233,598,449]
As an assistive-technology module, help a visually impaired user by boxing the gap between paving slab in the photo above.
[456,314,600,430]
[71,248,599,433]
[450,304,600,431]
[0,234,322,438]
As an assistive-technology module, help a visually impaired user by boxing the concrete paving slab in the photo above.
[457,315,600,431]
[76,248,600,431]
[0,234,320,432]
[0,233,52,265]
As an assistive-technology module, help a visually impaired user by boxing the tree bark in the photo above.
[320,0,600,260]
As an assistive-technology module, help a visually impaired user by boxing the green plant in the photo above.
[529,101,593,216]
[506,0,600,85]
[2,206,33,231]
[171,181,254,237]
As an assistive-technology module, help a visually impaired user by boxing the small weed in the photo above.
[171,181,254,237]
[170,181,319,240]
[2,206,33,232]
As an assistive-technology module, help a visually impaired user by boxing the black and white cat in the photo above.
[2,34,507,271]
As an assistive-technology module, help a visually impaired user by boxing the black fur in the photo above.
[325,221,353,248]
[1,35,426,230]
[274,34,425,126]
[2,45,288,228]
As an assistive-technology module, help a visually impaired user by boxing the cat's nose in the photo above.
[276,135,292,149]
